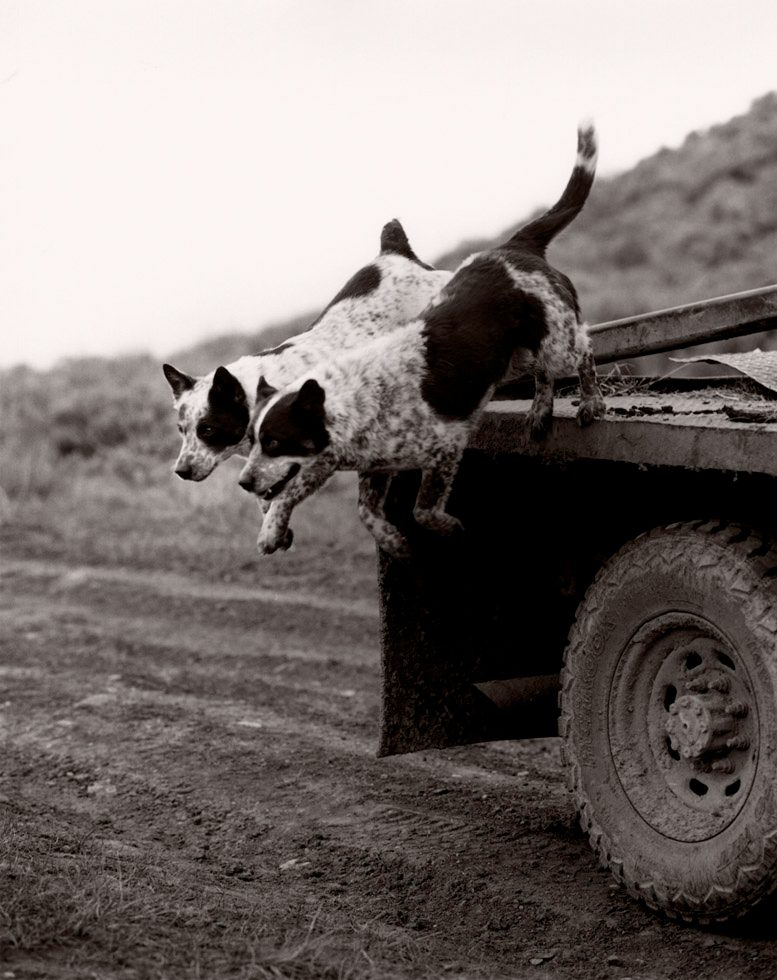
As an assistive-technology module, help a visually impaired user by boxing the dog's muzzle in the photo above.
[239,463,301,499]
[175,454,210,481]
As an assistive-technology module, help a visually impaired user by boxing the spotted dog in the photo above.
[238,123,605,559]
[162,220,453,481]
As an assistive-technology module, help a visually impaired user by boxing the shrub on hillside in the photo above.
[0,355,178,499]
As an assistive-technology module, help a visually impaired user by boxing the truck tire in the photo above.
[561,520,777,923]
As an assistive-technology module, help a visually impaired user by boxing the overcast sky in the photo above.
[2,0,777,369]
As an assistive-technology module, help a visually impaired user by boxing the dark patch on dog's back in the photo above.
[380,219,434,270]
[421,256,549,420]
[495,245,581,320]
[310,263,382,326]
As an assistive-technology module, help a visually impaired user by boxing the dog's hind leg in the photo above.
[413,451,464,537]
[358,473,411,560]
[526,364,554,440]
[575,342,606,427]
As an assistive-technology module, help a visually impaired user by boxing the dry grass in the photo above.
[0,443,377,601]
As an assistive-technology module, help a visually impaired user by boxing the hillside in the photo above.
[2,93,776,493]
[438,91,777,324]
[174,92,777,369]
[170,312,315,377]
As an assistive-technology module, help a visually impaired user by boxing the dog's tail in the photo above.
[506,121,597,255]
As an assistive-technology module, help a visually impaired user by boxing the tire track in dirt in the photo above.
[2,592,379,678]
[4,551,777,978]
[1,557,379,619]
[0,674,559,800]
[2,558,379,676]
[1,691,587,963]
[1,673,570,900]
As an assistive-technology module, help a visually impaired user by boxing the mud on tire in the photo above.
[561,521,777,923]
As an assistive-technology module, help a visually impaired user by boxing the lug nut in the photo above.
[726,735,750,750]
[687,679,709,693]
[708,677,731,694]
[711,759,735,774]
[724,701,749,718]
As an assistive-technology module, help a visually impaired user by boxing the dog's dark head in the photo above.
[238,376,329,499]
[163,363,249,481]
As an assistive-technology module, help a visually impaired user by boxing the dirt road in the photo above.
[2,550,776,978]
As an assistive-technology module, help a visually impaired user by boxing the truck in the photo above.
[377,283,777,924]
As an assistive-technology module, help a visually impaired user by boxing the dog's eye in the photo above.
[263,438,280,454]
[197,424,215,439]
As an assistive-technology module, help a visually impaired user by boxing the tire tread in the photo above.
[561,520,777,924]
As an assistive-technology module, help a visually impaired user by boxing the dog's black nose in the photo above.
[238,475,254,493]
[175,465,194,480]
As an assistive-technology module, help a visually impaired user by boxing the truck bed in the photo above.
[477,382,777,477]
[379,286,777,757]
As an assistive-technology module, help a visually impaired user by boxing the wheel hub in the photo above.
[664,670,748,766]
[609,615,758,842]
[666,692,718,760]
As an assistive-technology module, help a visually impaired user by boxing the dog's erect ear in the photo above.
[163,363,195,398]
[255,375,278,404]
[289,379,329,454]
[294,378,326,415]
[210,366,245,405]
[379,218,433,270]
[380,219,410,255]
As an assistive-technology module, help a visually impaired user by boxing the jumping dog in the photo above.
[162,221,453,482]
[239,123,605,559]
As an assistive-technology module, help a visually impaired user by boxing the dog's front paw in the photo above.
[576,395,606,427]
[256,536,279,556]
[257,526,293,556]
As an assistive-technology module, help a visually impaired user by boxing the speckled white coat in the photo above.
[170,253,452,480]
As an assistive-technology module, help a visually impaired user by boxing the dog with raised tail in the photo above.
[162,220,453,482]
[238,123,605,560]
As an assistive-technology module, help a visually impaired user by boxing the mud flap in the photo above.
[376,457,571,757]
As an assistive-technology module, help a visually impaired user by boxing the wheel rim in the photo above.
[608,612,758,843]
